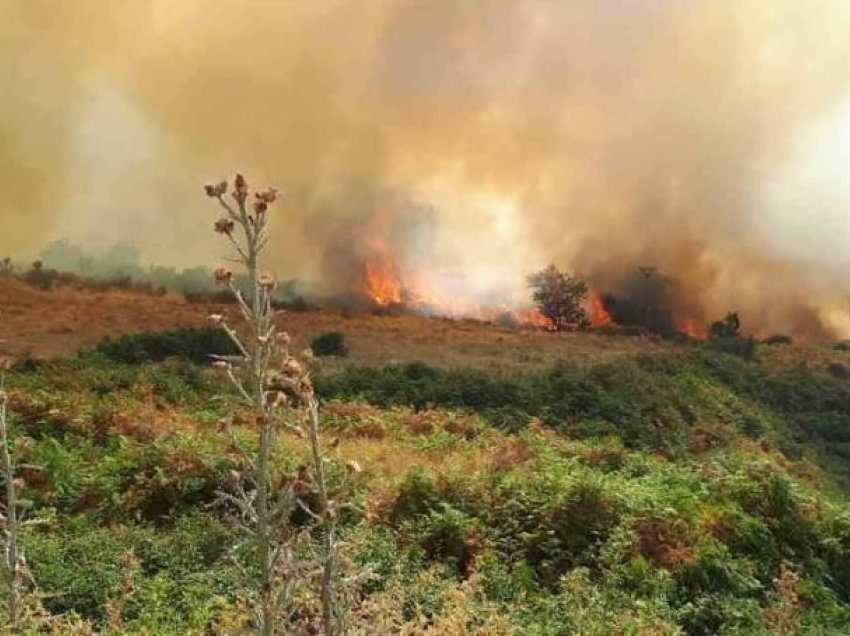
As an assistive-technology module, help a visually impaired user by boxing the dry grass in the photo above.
[0,277,220,359]
[757,341,850,373]
[0,277,676,369]
[6,277,845,372]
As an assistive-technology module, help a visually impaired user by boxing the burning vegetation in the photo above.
[357,243,711,340]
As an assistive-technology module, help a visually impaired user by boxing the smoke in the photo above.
[2,0,850,338]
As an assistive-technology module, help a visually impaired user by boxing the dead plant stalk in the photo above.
[205,175,339,635]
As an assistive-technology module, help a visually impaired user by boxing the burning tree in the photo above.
[527,264,588,330]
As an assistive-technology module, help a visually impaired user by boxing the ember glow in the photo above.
[677,318,707,341]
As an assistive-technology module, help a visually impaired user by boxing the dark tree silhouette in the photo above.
[709,312,742,338]
[527,264,588,330]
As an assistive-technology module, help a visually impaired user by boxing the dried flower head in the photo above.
[253,200,268,217]
[233,174,249,201]
[255,188,279,204]
[267,391,289,410]
[277,332,292,346]
[281,357,303,377]
[204,180,227,197]
[214,267,233,284]
[258,272,276,291]
[214,217,235,235]
[225,469,242,490]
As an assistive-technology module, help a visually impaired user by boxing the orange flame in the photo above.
[363,242,402,306]
[678,317,707,340]
[360,242,563,331]
[512,308,554,329]
[587,292,614,327]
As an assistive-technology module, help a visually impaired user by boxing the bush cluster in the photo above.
[93,327,238,364]
[315,351,850,466]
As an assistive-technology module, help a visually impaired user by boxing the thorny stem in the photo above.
[0,374,21,628]
[306,393,338,635]
[242,208,275,636]
[210,177,338,635]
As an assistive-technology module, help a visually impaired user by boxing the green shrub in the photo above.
[827,362,849,379]
[316,352,850,466]
[22,513,237,626]
[762,334,793,345]
[93,327,238,364]
[707,336,757,359]
[311,331,348,357]
[403,503,479,575]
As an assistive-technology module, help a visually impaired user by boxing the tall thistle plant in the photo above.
[0,355,30,629]
[204,175,340,635]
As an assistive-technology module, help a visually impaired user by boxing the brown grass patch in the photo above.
[0,276,678,369]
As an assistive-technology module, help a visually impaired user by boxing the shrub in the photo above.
[707,336,756,359]
[763,334,793,345]
[403,504,480,576]
[311,331,348,357]
[827,362,849,379]
[93,327,237,364]
[709,313,742,339]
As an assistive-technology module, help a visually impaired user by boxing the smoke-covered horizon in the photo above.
[3,0,850,338]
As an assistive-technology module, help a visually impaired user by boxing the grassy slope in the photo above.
[0,275,676,368]
[1,283,850,633]
[0,333,848,633]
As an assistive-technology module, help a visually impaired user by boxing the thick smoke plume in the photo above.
[3,1,850,338]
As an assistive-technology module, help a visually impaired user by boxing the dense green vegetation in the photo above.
[93,326,239,365]
[311,331,349,357]
[1,330,849,633]
[317,353,850,488]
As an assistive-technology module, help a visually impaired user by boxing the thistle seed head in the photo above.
[204,180,227,197]
[214,267,233,284]
[281,357,302,377]
[233,174,249,202]
[255,187,279,204]
[214,217,235,235]
[258,272,276,291]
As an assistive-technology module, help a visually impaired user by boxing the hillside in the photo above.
[0,275,677,368]
[1,284,850,633]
